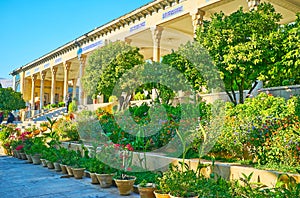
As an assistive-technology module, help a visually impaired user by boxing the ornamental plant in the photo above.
[97,142,134,179]
[212,93,299,163]
[0,124,16,154]
[158,164,199,197]
[248,115,300,166]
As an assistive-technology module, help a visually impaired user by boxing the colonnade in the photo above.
[14,0,263,113]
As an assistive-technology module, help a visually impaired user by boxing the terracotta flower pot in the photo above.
[40,158,47,167]
[53,162,61,172]
[138,183,156,198]
[114,176,136,196]
[154,190,170,198]
[89,172,99,184]
[20,152,27,160]
[47,161,55,169]
[16,151,21,159]
[26,154,33,163]
[12,150,18,158]
[31,154,41,165]
[66,166,74,176]
[96,173,114,188]
[72,168,85,179]
[60,164,68,174]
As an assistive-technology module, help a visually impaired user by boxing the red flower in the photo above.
[16,145,24,151]
[126,167,132,171]
[125,144,133,151]
[297,146,300,151]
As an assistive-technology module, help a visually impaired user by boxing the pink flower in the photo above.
[125,144,133,151]
[114,144,120,149]
[126,167,132,171]
[16,145,24,151]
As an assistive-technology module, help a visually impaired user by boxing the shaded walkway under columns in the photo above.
[0,155,139,198]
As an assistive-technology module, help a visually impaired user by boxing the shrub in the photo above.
[69,101,78,113]
[109,95,117,103]
[133,92,145,100]
[97,102,210,152]
[212,93,300,167]
[53,118,79,141]
[58,101,65,107]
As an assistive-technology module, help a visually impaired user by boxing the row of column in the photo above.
[30,57,86,111]
[28,9,210,110]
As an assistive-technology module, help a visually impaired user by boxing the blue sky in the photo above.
[0,0,153,79]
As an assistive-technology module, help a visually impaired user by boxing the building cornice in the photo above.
[11,0,182,76]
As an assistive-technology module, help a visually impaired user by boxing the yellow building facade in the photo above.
[10,0,300,111]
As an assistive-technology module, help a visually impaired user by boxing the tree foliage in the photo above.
[162,47,205,92]
[82,41,144,98]
[197,3,282,105]
[279,14,300,86]
[0,87,26,111]
[162,41,223,93]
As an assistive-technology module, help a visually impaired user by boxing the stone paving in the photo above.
[0,155,140,198]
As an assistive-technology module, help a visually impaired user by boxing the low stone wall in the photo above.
[62,142,300,188]
[259,85,300,99]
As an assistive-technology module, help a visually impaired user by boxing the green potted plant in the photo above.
[155,170,171,198]
[112,143,136,195]
[95,161,117,188]
[27,137,45,164]
[138,179,156,198]
[84,157,100,184]
[71,157,86,179]
[161,164,198,198]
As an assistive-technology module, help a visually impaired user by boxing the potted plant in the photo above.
[27,137,46,165]
[72,164,85,179]
[61,149,84,178]
[161,164,199,198]
[138,179,156,198]
[57,147,70,174]
[39,122,49,132]
[112,143,136,195]
[83,157,100,184]
[155,170,171,198]
[95,161,117,188]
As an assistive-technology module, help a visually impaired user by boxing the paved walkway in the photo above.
[0,155,139,198]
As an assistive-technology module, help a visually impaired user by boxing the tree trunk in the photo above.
[225,90,237,105]
[246,80,258,98]
[238,79,245,104]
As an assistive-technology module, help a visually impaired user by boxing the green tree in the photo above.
[162,41,221,94]
[0,87,26,111]
[279,13,300,86]
[162,49,205,92]
[197,3,282,105]
[82,41,144,98]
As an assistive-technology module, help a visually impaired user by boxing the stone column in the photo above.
[30,74,37,110]
[12,76,16,91]
[51,67,58,104]
[151,26,163,62]
[72,79,77,100]
[20,71,25,93]
[78,55,87,105]
[63,61,71,101]
[190,9,205,38]
[247,0,260,10]
[39,71,47,110]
